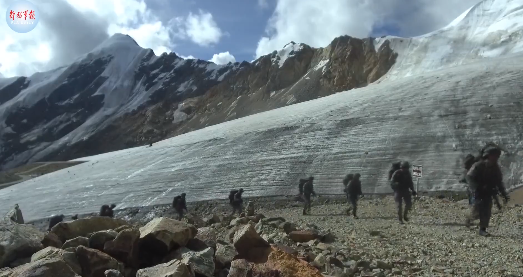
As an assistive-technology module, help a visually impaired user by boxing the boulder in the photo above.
[215,243,237,269]
[41,232,63,248]
[0,258,80,277]
[76,245,124,277]
[195,227,219,249]
[288,230,318,243]
[139,217,197,254]
[0,220,44,267]
[62,236,89,249]
[50,217,128,242]
[232,223,270,256]
[203,214,220,226]
[186,238,210,252]
[279,222,297,234]
[185,214,206,228]
[89,230,118,251]
[136,259,194,277]
[229,217,249,227]
[228,246,323,277]
[104,228,140,265]
[31,246,82,275]
[166,247,214,277]
[245,201,255,216]
[104,269,124,277]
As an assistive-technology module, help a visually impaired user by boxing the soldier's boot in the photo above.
[478,228,490,237]
[353,207,358,219]
[403,210,409,222]
[302,207,307,215]
[397,207,404,224]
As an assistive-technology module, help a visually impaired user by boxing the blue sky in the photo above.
[0,0,481,77]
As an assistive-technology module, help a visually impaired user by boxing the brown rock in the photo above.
[76,245,124,277]
[89,230,118,251]
[215,243,237,269]
[232,223,270,256]
[288,231,317,243]
[104,228,140,265]
[186,238,210,251]
[139,217,197,254]
[42,232,63,248]
[50,216,128,242]
[195,226,219,249]
[0,220,44,267]
[228,246,323,277]
[1,258,80,277]
[62,236,89,249]
[136,259,194,277]
[31,246,82,275]
[274,244,298,256]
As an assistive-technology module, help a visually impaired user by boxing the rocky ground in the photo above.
[18,193,523,277]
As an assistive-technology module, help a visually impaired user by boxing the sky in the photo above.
[0,0,482,78]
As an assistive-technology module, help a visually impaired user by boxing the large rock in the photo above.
[166,247,214,277]
[232,223,269,256]
[62,236,89,249]
[89,230,118,251]
[104,269,124,277]
[288,230,318,243]
[76,245,124,277]
[31,246,82,275]
[139,217,197,254]
[215,243,237,269]
[0,220,44,267]
[136,259,194,277]
[194,227,219,249]
[50,217,127,242]
[41,232,63,248]
[0,258,80,277]
[104,228,140,265]
[228,246,323,277]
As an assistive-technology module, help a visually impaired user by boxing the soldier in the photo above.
[461,154,477,205]
[302,177,317,215]
[172,193,188,220]
[465,146,509,236]
[48,214,65,231]
[389,162,401,181]
[343,174,354,201]
[346,173,363,219]
[100,204,117,217]
[298,178,308,196]
[6,204,24,224]
[229,188,244,216]
[390,161,417,224]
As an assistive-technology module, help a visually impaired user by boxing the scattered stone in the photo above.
[246,201,255,216]
[50,217,127,242]
[215,242,237,269]
[279,221,297,234]
[195,226,219,249]
[76,245,124,277]
[0,220,44,267]
[136,259,194,277]
[104,269,124,277]
[1,257,80,277]
[104,228,140,265]
[31,246,82,275]
[139,217,197,254]
[89,230,118,251]
[232,223,270,256]
[288,230,317,243]
[169,247,215,277]
[62,236,89,249]
[41,232,63,248]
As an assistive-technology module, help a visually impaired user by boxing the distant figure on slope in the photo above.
[172,193,188,220]
[465,145,509,236]
[48,214,65,231]
[343,174,354,201]
[390,162,417,224]
[302,177,317,215]
[346,173,363,219]
[100,204,117,217]
[71,214,78,220]
[6,204,24,224]
[229,188,244,216]
[298,178,308,197]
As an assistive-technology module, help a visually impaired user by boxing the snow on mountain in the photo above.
[3,52,523,220]
[270,41,305,68]
[0,33,240,169]
[375,0,523,80]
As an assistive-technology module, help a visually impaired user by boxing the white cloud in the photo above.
[184,10,223,46]
[179,54,195,60]
[0,0,174,77]
[209,51,236,65]
[255,0,481,58]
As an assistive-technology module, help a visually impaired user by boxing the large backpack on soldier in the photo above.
[389,162,401,180]
[172,196,181,208]
[229,190,239,203]
[464,154,476,171]
[389,170,400,191]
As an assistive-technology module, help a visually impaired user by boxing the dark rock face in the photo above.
[0,35,395,169]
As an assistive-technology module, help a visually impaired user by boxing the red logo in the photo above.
[9,9,35,21]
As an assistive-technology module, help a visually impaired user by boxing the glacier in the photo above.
[2,0,523,220]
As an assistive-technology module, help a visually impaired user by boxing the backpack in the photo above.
[229,190,239,203]
[464,154,476,171]
[388,162,401,180]
[389,170,401,191]
[298,179,307,194]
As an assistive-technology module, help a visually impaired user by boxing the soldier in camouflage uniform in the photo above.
[390,161,417,224]
[302,177,316,215]
[465,146,509,236]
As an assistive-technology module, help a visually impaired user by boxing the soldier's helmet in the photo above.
[181,193,186,197]
[239,188,244,192]
[400,161,410,169]
[482,146,501,158]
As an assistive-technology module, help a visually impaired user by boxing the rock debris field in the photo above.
[2,194,523,277]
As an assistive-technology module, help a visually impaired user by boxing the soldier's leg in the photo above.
[350,196,358,218]
[394,192,404,223]
[466,200,481,227]
[479,198,493,235]
[403,193,413,222]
